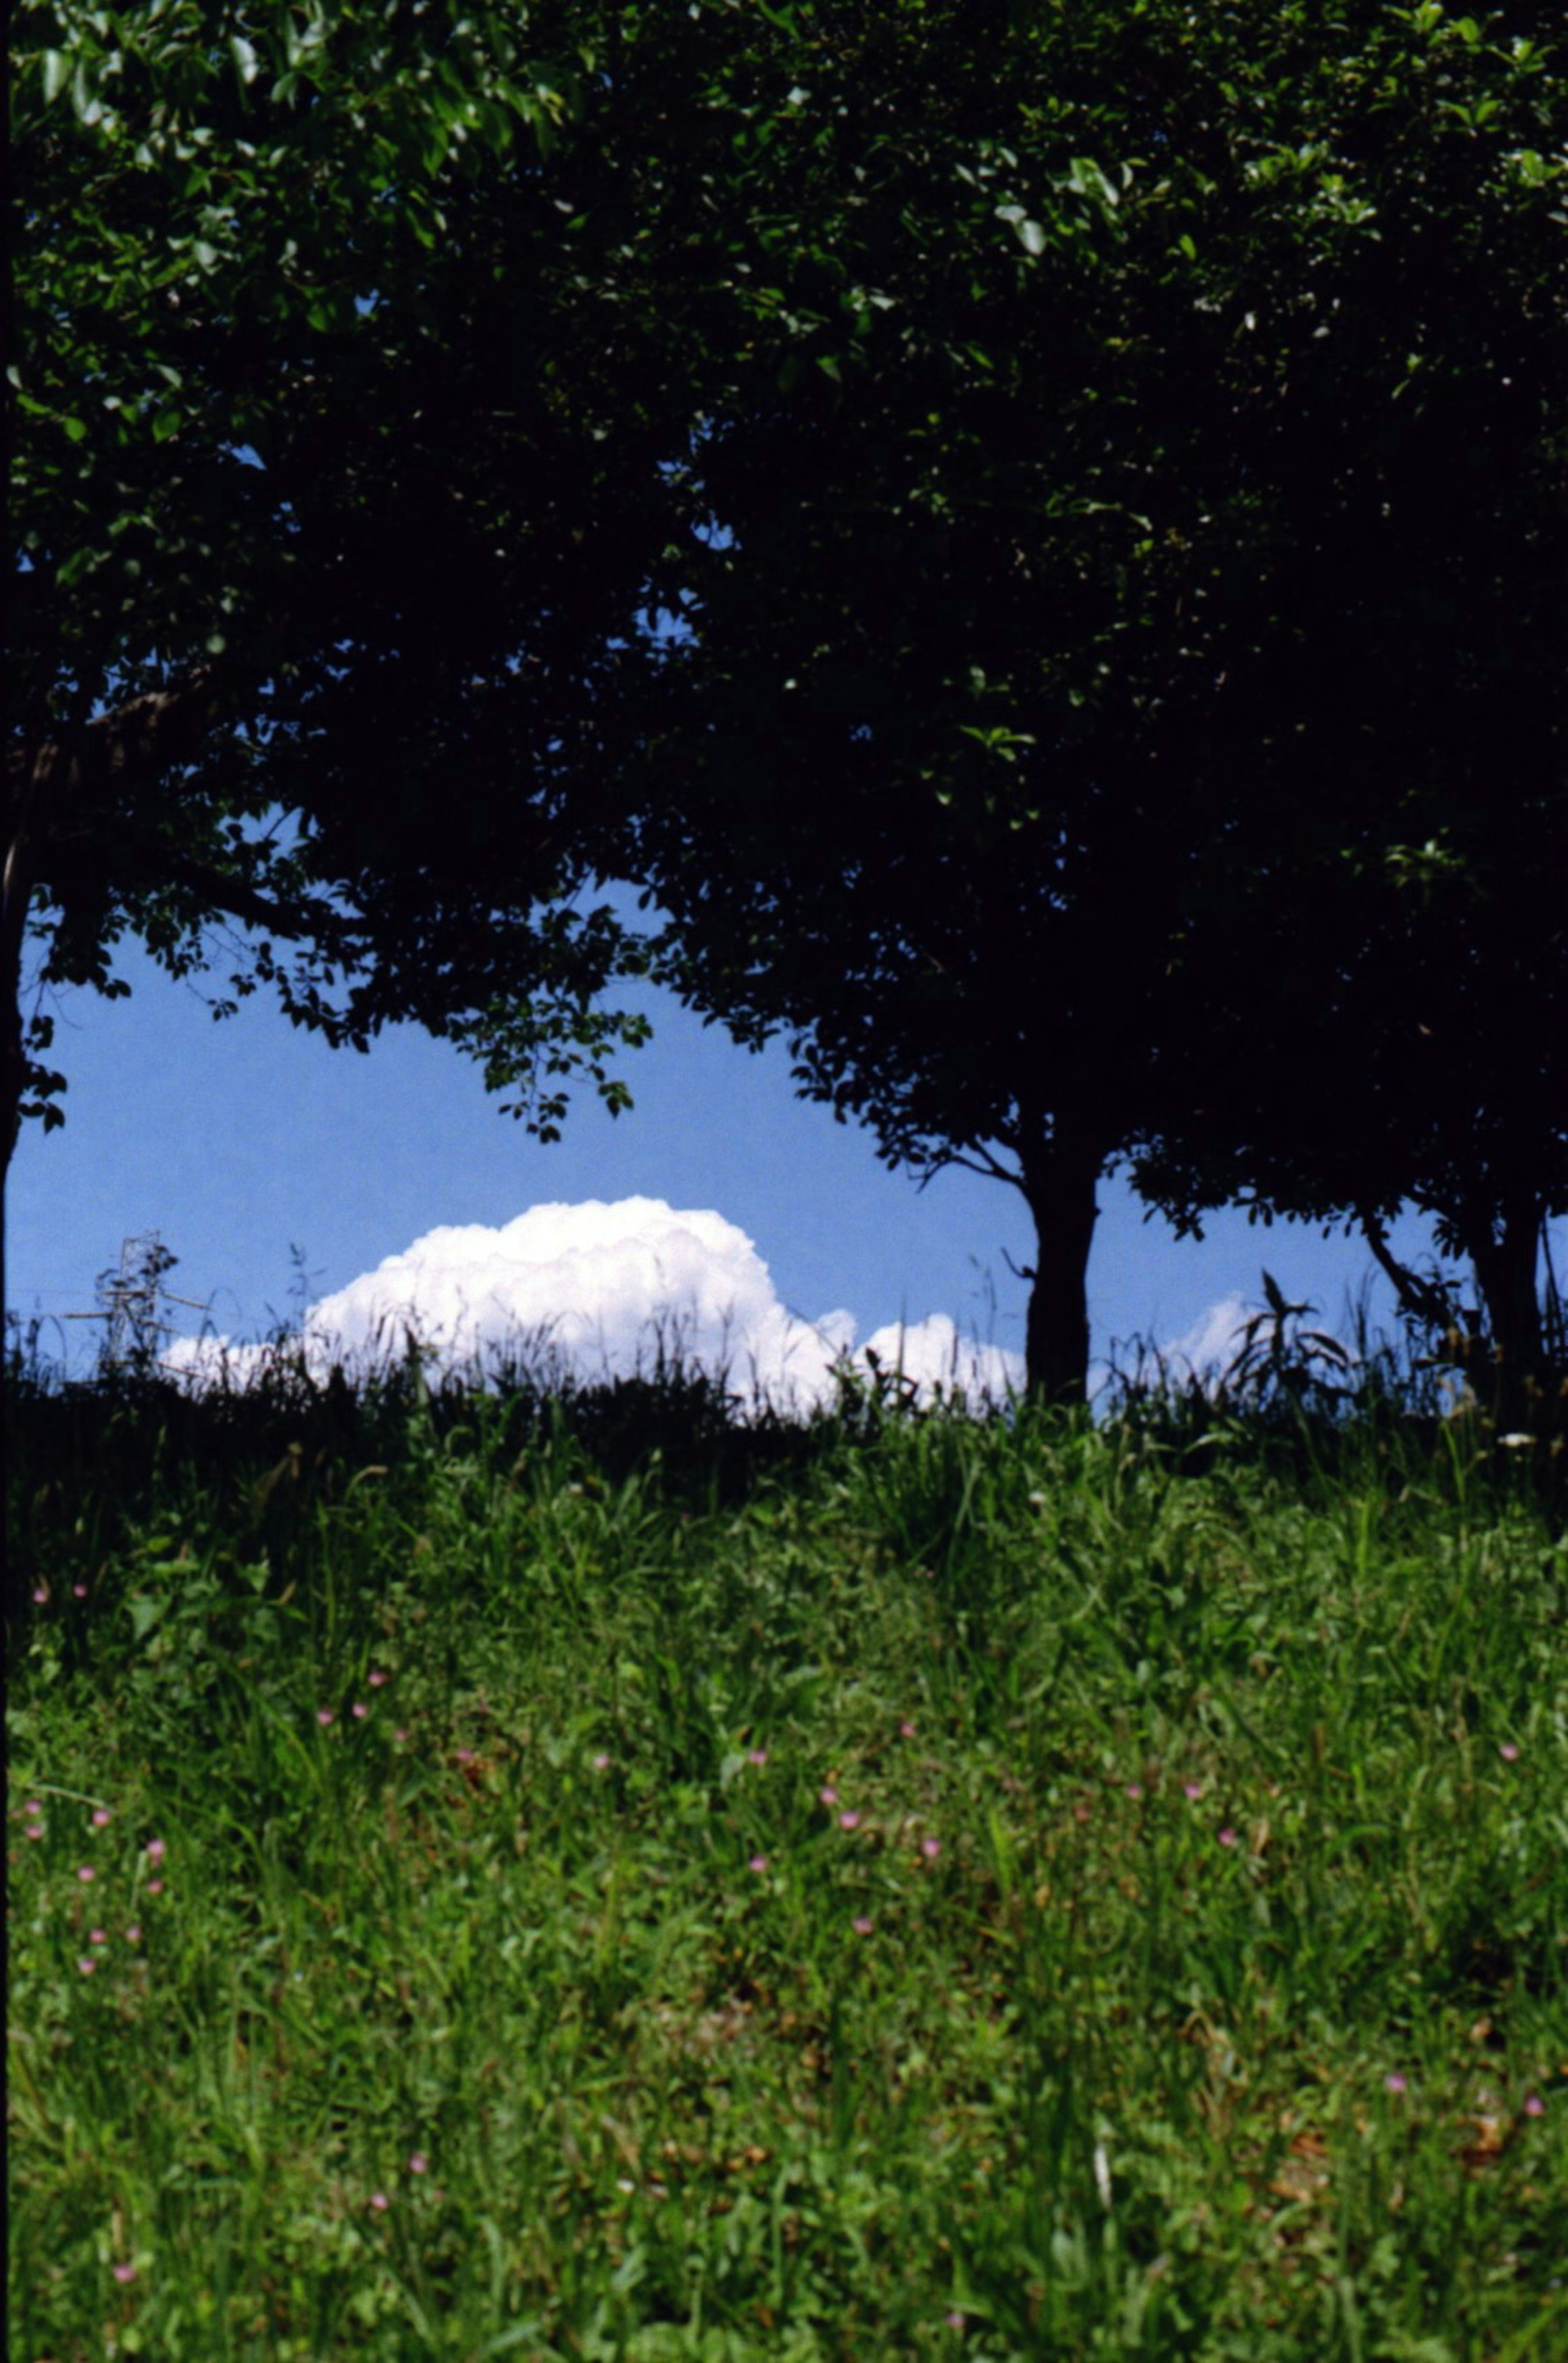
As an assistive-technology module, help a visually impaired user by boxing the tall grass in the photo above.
[6,1339,1565,2361]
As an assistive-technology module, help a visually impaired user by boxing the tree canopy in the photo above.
[9,0,1565,1402]
[6,0,697,1189]
[606,0,1568,1395]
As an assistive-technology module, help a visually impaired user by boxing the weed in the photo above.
[6,1357,1565,2359]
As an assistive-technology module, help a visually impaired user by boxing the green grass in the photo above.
[6,1355,1566,2360]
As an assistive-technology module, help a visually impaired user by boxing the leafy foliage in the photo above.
[7,0,684,1159]
[603,0,1568,1390]
[9,0,1565,1400]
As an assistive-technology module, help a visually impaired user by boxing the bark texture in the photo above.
[1020,1131,1104,1403]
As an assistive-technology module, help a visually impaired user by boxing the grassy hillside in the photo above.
[7,1355,1566,2361]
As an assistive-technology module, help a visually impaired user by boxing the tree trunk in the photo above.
[1,940,24,1190]
[1464,1186,1547,1422]
[1019,1131,1104,1404]
[2,667,222,1200]
[2,809,36,1201]
[2,813,32,1369]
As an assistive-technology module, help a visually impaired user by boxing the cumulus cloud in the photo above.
[1167,1292,1252,1385]
[1100,1292,1253,1400]
[165,1197,1024,1411]
[1144,1289,1356,1397]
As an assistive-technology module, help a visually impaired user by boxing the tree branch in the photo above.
[1356,1202,1462,1338]
[920,1139,1025,1191]
[159,848,359,952]
[8,667,224,858]
[38,828,361,959]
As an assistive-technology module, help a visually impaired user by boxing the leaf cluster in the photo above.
[9,0,696,1133]
[604,2,1568,1246]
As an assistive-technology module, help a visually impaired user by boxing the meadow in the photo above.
[6,1336,1566,2361]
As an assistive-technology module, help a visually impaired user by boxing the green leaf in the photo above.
[1064,156,1119,210]
[55,547,103,589]
[60,414,88,443]
[41,49,71,105]
[129,1595,167,1642]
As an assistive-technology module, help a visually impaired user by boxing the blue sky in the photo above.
[9,904,1528,1402]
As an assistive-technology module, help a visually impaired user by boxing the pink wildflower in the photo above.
[1218,1827,1237,1849]
[145,1839,166,1864]
[839,1809,861,1831]
[408,2152,428,2175]
[316,1708,335,1727]
[818,1786,839,1806]
[1385,2072,1408,2095]
[921,1836,941,1859]
[851,1915,873,1935]
[748,1854,768,1873]
[112,2262,136,2285]
[368,1669,390,1687]
[91,1808,111,1827]
[1499,1742,1520,1763]
[1523,2093,1545,2118]
[77,1864,96,1883]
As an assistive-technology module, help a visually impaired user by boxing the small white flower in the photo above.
[1093,2141,1113,2210]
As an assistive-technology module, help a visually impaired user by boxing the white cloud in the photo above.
[1142,1289,1356,1398]
[1167,1291,1252,1385]
[1098,1292,1252,1401]
[164,1197,1023,1412]
[858,1312,1017,1402]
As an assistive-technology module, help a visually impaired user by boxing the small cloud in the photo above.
[1139,1288,1355,1399]
[860,1311,1022,1403]
[1167,1292,1251,1384]
[164,1198,1023,1412]
[1106,1292,1251,1398]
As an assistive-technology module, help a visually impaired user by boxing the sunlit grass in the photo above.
[6,1349,1566,2359]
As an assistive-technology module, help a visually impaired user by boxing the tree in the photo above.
[12,1,1564,1409]
[1130,778,1568,1401]
[5,0,702,1223]
[597,0,1567,1397]
[1110,2,1568,1398]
